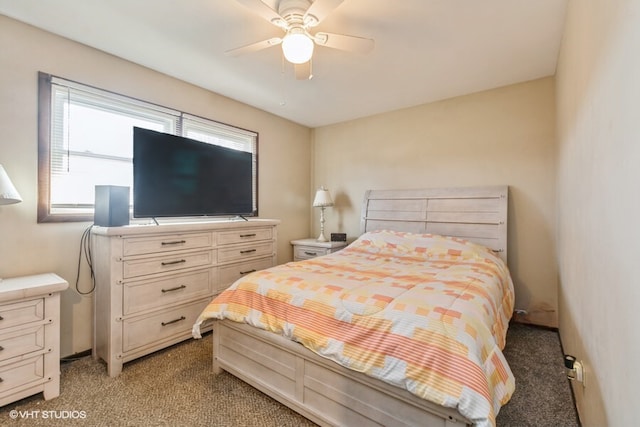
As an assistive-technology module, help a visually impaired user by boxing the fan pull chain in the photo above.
[279,52,287,106]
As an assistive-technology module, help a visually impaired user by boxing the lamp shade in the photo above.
[0,164,22,205]
[282,29,314,64]
[313,187,333,207]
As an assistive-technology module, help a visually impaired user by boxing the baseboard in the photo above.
[61,349,92,363]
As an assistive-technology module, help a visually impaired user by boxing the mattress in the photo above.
[193,230,515,426]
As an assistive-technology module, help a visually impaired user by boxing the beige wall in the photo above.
[556,0,640,425]
[0,16,312,357]
[10,11,629,422]
[313,78,558,327]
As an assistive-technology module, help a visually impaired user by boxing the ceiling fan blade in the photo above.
[236,0,287,28]
[314,32,374,54]
[304,0,344,27]
[225,37,282,57]
[295,62,312,80]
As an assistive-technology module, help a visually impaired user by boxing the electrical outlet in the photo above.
[575,360,586,387]
[564,355,586,387]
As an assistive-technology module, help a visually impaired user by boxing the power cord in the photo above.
[75,224,95,295]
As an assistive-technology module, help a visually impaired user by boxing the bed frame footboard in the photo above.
[212,320,471,427]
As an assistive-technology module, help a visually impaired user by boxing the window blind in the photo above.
[41,74,259,218]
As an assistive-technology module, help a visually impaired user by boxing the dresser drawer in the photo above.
[0,324,45,362]
[123,250,214,279]
[122,299,209,352]
[0,299,44,330]
[0,354,44,394]
[218,242,274,263]
[218,257,274,291]
[123,232,213,256]
[294,245,331,260]
[217,228,272,245]
[123,269,216,315]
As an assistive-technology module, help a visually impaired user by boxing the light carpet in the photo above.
[0,322,579,426]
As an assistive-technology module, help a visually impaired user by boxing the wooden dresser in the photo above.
[91,219,279,377]
[0,273,68,406]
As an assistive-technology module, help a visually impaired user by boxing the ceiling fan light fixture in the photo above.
[282,30,314,64]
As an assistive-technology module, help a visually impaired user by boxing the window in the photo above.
[37,73,258,223]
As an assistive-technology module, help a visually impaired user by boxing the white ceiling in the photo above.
[0,0,568,128]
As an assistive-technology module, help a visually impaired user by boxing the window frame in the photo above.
[37,72,259,223]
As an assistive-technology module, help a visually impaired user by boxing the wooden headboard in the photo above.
[360,186,508,262]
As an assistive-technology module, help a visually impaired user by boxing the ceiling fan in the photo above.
[228,0,375,79]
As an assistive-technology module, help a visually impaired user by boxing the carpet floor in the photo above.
[0,322,579,426]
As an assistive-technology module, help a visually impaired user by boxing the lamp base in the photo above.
[317,205,329,242]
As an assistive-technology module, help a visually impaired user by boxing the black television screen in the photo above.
[133,127,254,218]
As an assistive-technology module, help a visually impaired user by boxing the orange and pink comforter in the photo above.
[193,230,515,426]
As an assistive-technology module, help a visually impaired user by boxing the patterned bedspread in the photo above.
[193,230,515,426]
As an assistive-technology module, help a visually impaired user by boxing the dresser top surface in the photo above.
[0,273,69,302]
[92,218,280,237]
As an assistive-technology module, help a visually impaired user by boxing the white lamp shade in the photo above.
[0,164,22,205]
[313,187,333,207]
[282,31,314,64]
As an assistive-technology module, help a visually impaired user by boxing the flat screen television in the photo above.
[133,127,255,219]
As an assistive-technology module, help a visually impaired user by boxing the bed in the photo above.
[193,186,514,427]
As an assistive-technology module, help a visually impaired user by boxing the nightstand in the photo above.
[0,273,68,406]
[290,238,349,261]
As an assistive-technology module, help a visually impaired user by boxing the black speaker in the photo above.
[94,185,130,227]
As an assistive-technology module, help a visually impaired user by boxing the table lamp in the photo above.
[0,164,22,281]
[313,186,333,242]
[0,164,22,205]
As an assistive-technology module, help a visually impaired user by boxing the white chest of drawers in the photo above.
[0,273,68,406]
[290,238,349,261]
[91,219,279,377]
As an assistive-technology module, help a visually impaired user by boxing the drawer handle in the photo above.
[240,233,256,238]
[0,316,3,320]
[161,259,186,266]
[0,346,3,351]
[161,285,187,293]
[304,251,318,256]
[240,269,256,275]
[161,240,187,246]
[161,316,186,326]
[240,249,257,254]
